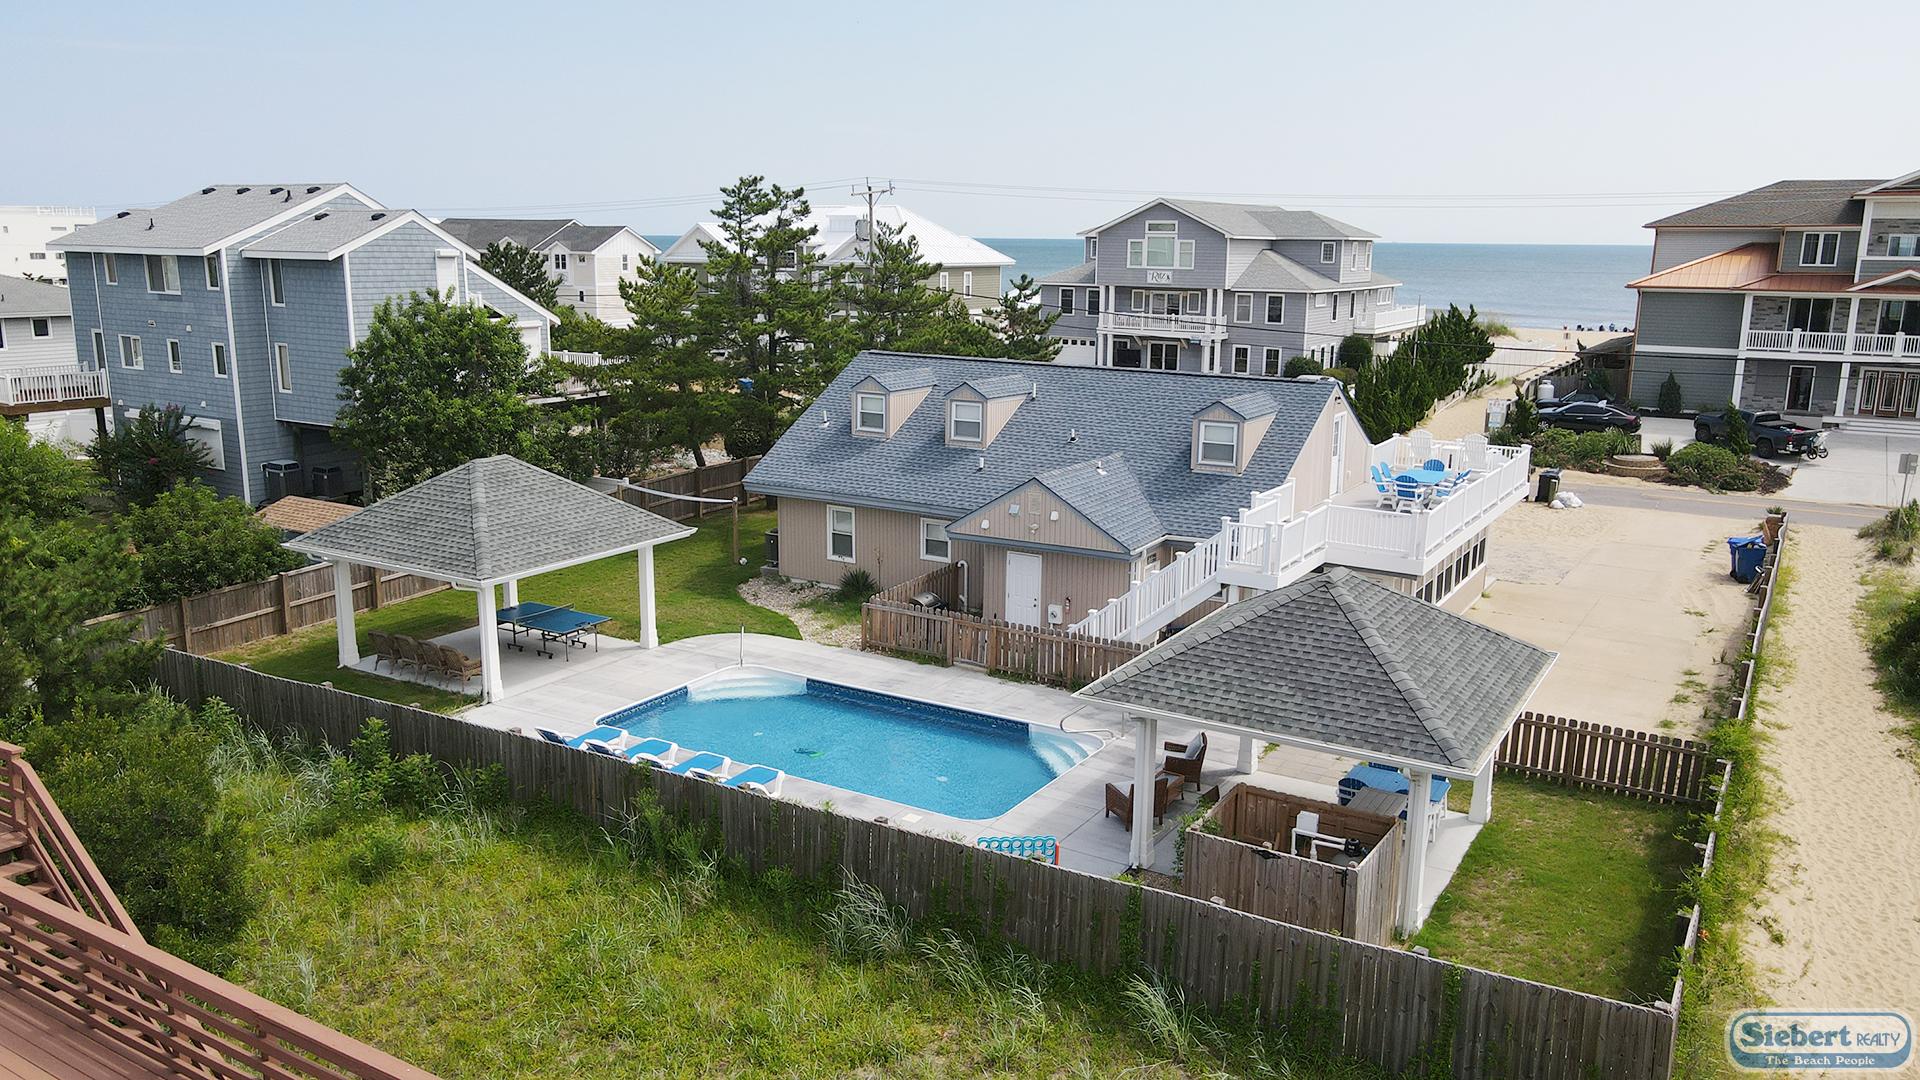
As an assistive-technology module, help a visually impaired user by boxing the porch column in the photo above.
[1129,714,1159,869]
[503,579,520,608]
[476,583,505,703]
[1731,356,1747,405]
[1397,769,1435,934]
[1237,733,1256,774]
[1837,362,1852,418]
[331,559,360,668]
[1844,298,1857,358]
[636,545,658,649]
[1469,757,1494,823]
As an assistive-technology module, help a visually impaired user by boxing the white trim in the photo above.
[1264,293,1285,325]
[1232,293,1252,323]
[273,342,292,393]
[117,333,142,370]
[853,392,886,434]
[1799,231,1841,267]
[1633,343,1741,357]
[1230,344,1251,374]
[947,399,983,443]
[165,338,182,374]
[89,328,105,369]
[267,259,286,306]
[216,248,251,503]
[143,253,181,294]
[203,253,221,291]
[1263,346,1282,376]
[210,340,228,378]
[342,251,358,346]
[827,505,856,563]
[1196,420,1239,465]
[1320,241,1336,264]
[1852,268,1920,291]
[918,517,951,562]
[101,252,117,285]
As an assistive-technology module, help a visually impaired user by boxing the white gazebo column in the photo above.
[1469,757,1494,824]
[636,545,658,649]
[1129,714,1159,869]
[1237,733,1256,773]
[331,559,360,668]
[1397,769,1435,934]
[503,578,520,608]
[475,583,505,703]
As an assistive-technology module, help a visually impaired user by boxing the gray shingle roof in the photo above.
[1226,249,1402,293]
[550,223,626,250]
[1025,454,1164,552]
[1162,199,1377,240]
[287,456,690,584]
[0,274,73,318]
[746,352,1337,541]
[50,185,350,254]
[867,367,937,391]
[1038,261,1096,286]
[1213,392,1277,419]
[433,218,575,251]
[955,373,1033,399]
[238,209,406,257]
[1645,180,1877,229]
[1079,568,1554,772]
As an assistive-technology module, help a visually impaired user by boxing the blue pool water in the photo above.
[600,671,1089,819]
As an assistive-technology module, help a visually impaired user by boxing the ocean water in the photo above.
[643,234,1648,329]
[603,676,1088,820]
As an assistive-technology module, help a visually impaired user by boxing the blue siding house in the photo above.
[53,184,557,503]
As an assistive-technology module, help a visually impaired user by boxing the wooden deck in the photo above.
[0,987,173,1079]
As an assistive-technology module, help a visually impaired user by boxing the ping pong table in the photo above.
[496,602,611,660]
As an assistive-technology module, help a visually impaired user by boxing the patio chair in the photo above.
[367,630,396,674]
[1422,457,1447,472]
[1393,476,1426,512]
[665,751,731,780]
[437,644,483,691]
[581,739,626,758]
[386,634,421,675]
[553,725,630,750]
[1369,465,1396,508]
[1102,775,1178,830]
[720,764,785,796]
[1161,732,1208,791]
[620,738,679,767]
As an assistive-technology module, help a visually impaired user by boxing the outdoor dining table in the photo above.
[1393,466,1451,486]
[1340,763,1451,804]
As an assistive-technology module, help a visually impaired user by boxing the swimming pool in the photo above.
[598,667,1093,819]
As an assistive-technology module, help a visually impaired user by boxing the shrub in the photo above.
[89,405,214,506]
[1718,399,1753,458]
[347,823,409,883]
[1283,356,1323,378]
[0,419,99,525]
[1505,395,1542,439]
[1336,333,1373,369]
[834,568,878,603]
[1321,366,1357,386]
[122,481,306,607]
[1650,438,1675,461]
[1665,442,1746,489]
[1859,501,1920,563]
[1657,373,1685,416]
[1872,587,1920,706]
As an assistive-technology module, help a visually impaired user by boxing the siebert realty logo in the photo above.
[1729,1010,1912,1071]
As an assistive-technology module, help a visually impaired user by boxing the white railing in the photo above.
[1099,311,1231,339]
[1745,329,1917,358]
[1358,304,1426,335]
[0,364,107,407]
[1328,442,1532,575]
[1070,482,1327,643]
[552,349,608,366]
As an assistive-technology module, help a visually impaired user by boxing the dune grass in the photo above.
[1412,776,1697,1003]
[218,511,797,712]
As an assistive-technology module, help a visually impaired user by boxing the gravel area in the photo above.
[737,575,862,648]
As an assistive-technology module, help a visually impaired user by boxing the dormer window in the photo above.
[1197,422,1239,466]
[854,392,886,434]
[949,400,983,443]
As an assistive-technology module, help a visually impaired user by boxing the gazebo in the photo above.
[1077,567,1554,933]
[288,456,693,703]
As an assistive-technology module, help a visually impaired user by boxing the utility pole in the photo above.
[850,176,894,282]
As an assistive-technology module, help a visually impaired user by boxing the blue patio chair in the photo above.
[1452,468,1474,484]
[620,738,679,767]
[560,724,628,749]
[665,751,731,780]
[720,764,786,796]
[1393,475,1425,512]
[1423,457,1447,472]
[532,727,570,746]
[581,739,625,757]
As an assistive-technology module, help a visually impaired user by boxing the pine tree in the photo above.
[991,274,1063,362]
[843,223,952,352]
[478,241,560,311]
[594,259,732,471]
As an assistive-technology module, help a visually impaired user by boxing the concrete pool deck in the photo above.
[454,633,1477,915]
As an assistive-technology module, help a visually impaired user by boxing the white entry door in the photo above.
[1004,552,1043,626]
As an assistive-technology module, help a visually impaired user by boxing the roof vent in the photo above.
[306,186,321,194]
[1068,427,1078,442]
[270,187,284,195]
[283,189,292,202]
[146,218,155,230]
[1029,381,1039,400]
[115,211,131,219]
[236,187,251,194]
[370,212,386,221]
[201,187,216,195]
[976,456,986,471]
[313,212,330,221]
[1095,461,1107,476]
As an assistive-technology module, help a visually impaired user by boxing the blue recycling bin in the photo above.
[1727,536,1766,583]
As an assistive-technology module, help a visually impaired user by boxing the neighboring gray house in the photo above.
[0,273,104,444]
[52,184,557,504]
[435,218,660,328]
[1038,199,1425,373]
[1627,169,1920,428]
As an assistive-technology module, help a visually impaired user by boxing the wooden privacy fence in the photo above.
[1494,712,1718,805]
[91,561,447,656]
[872,561,963,606]
[611,456,762,522]
[151,650,1678,1080]
[1182,785,1404,946]
[861,601,1144,690]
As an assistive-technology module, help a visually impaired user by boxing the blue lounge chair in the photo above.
[552,725,628,749]
[1369,464,1396,507]
[533,727,571,745]
[1453,468,1474,484]
[620,738,678,767]
[720,764,785,796]
[581,739,629,758]
[665,751,731,779]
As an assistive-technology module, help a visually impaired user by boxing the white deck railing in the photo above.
[1745,328,1919,359]
[0,364,107,408]
[1358,304,1426,335]
[1328,439,1531,575]
[1098,311,1232,339]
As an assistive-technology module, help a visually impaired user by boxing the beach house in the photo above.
[434,218,660,328]
[659,204,1014,312]
[0,204,94,285]
[50,184,558,504]
[1627,169,1920,429]
[0,273,105,444]
[1036,199,1425,372]
[745,352,1529,643]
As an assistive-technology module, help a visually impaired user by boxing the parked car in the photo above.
[1545,390,1613,407]
[1538,402,1642,433]
[1693,409,1826,458]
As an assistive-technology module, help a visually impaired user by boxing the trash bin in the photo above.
[1727,535,1766,583]
[1535,468,1562,504]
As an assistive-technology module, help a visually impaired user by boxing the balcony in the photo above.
[0,363,109,416]
[1324,439,1532,577]
[1743,328,1920,360]
[1357,304,1426,335]
[1098,311,1231,340]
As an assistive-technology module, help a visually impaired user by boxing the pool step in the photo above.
[688,670,807,702]
[1031,732,1089,776]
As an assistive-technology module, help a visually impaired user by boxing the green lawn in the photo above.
[1412,777,1697,1003]
[219,511,797,712]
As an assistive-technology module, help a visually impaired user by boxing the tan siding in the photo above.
[847,379,932,438]
[947,478,1126,553]
[979,546,1132,625]
[777,499,948,590]
[1285,392,1370,506]
[983,393,1024,445]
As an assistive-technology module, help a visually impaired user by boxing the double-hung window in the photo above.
[854,392,886,433]
[102,253,118,285]
[90,330,106,369]
[962,270,973,296]
[267,259,286,305]
[939,271,951,291]
[1197,421,1238,466]
[211,342,229,377]
[1086,288,1099,315]
[204,254,222,290]
[828,506,856,562]
[119,334,142,369]
[1265,295,1285,324]
[1800,232,1840,267]
[949,400,983,443]
[1233,294,1253,323]
[919,519,950,562]
[144,254,180,294]
[166,339,182,373]
[1321,241,1337,264]
[1060,288,1075,316]
[1263,347,1282,376]
[274,343,292,392]
[1231,345,1251,374]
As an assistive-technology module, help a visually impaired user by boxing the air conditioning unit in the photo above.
[309,465,345,498]
[262,460,303,501]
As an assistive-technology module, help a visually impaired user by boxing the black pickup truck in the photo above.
[1693,409,1827,458]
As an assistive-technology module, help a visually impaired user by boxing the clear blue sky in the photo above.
[12,0,1914,244]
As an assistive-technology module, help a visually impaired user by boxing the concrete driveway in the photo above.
[1637,415,1920,508]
